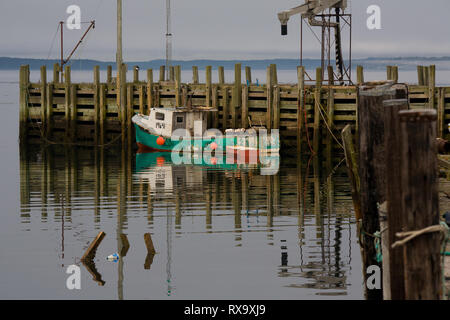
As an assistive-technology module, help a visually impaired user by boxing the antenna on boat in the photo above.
[165,0,173,81]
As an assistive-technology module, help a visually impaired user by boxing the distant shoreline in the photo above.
[1,56,450,71]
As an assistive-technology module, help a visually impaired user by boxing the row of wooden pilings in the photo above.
[342,81,445,299]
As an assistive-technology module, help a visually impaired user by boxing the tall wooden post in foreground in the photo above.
[383,98,408,300]
[358,81,407,300]
[398,109,441,300]
[19,65,30,143]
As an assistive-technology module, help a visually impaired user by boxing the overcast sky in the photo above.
[1,0,449,61]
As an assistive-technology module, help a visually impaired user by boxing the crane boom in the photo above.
[278,0,347,34]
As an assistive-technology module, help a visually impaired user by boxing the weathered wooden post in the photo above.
[146,69,153,113]
[327,65,334,85]
[126,84,133,147]
[218,66,225,85]
[242,84,249,129]
[107,65,112,84]
[428,65,436,109]
[212,85,219,128]
[383,98,408,300]
[192,66,199,84]
[93,66,100,145]
[40,66,47,135]
[358,81,407,300]
[232,63,242,129]
[99,84,106,145]
[297,66,305,154]
[417,65,424,86]
[19,65,30,143]
[133,65,139,83]
[175,65,181,107]
[53,63,60,84]
[313,67,322,154]
[64,65,71,141]
[159,65,165,82]
[46,82,53,139]
[387,66,393,81]
[169,66,175,82]
[119,63,127,146]
[266,66,273,131]
[397,109,442,300]
[81,231,106,261]
[437,87,445,138]
[392,66,398,83]
[70,84,77,142]
[272,64,280,131]
[245,66,252,85]
[206,66,212,108]
[357,65,364,85]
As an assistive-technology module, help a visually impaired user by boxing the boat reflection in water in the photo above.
[17,144,362,299]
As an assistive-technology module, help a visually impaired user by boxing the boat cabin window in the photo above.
[176,116,184,123]
[155,112,165,121]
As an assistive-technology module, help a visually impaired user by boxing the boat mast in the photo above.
[165,0,172,80]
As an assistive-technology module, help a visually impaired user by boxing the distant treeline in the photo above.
[2,56,450,71]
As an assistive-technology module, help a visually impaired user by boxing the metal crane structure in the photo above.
[165,0,173,81]
[278,0,352,84]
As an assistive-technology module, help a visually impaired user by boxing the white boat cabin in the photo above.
[140,108,208,138]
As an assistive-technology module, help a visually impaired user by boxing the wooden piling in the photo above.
[175,65,182,107]
[392,66,399,83]
[417,66,424,86]
[398,109,441,300]
[40,66,47,133]
[233,63,242,128]
[126,84,133,147]
[139,85,145,114]
[206,66,212,107]
[70,84,77,142]
[327,65,334,85]
[53,63,60,83]
[218,66,225,85]
[107,65,112,84]
[99,84,106,146]
[81,231,106,261]
[438,87,445,138]
[242,84,249,129]
[383,98,408,300]
[212,85,219,128]
[423,66,429,86]
[64,66,71,141]
[266,66,273,131]
[46,83,53,139]
[133,66,139,82]
[19,65,30,142]
[297,66,305,153]
[245,66,252,85]
[94,66,100,145]
[358,82,407,300]
[357,65,364,85]
[313,67,322,154]
[147,69,153,113]
[387,66,393,81]
[192,66,199,84]
[428,65,436,109]
[222,87,229,130]
[119,63,127,146]
[326,87,335,154]
[273,85,280,130]
[159,65,165,82]
[169,66,175,82]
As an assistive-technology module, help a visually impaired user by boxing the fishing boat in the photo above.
[131,106,280,155]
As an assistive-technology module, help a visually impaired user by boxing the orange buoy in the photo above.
[210,142,218,150]
[156,136,165,146]
[211,157,218,165]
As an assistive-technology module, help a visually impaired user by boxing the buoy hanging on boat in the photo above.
[210,142,218,150]
[157,136,165,146]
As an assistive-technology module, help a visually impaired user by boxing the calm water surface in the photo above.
[0,70,367,299]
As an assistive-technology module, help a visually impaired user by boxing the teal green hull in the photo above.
[134,123,234,152]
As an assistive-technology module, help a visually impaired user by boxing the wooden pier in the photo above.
[19,63,450,151]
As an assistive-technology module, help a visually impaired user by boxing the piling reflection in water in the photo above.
[18,144,360,298]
